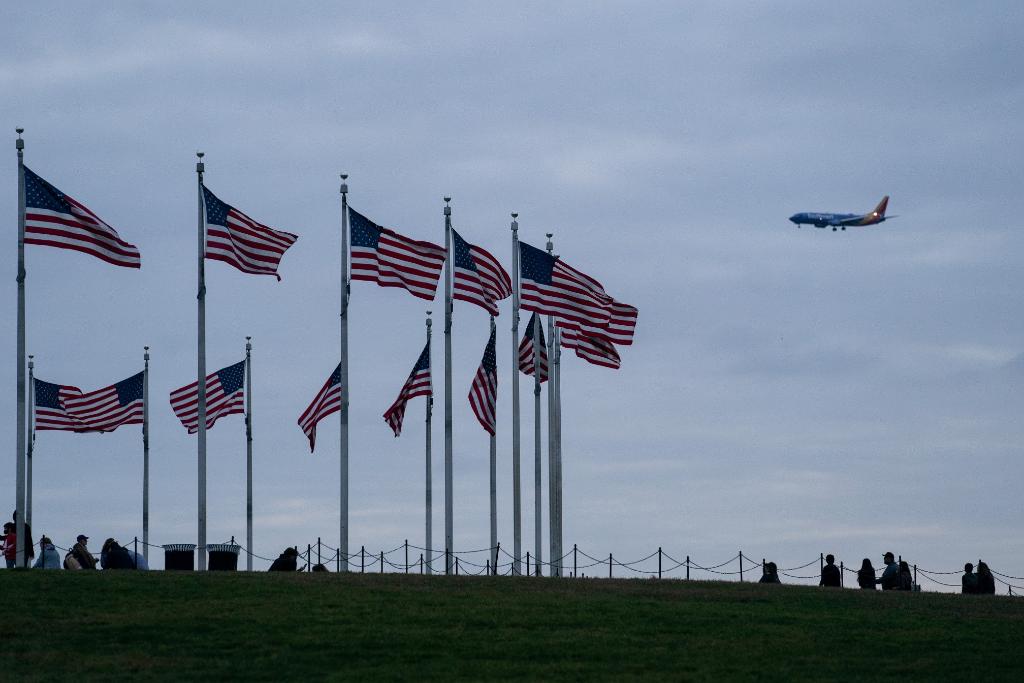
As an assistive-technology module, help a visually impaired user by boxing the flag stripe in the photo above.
[169,361,246,433]
[203,186,297,280]
[298,364,342,452]
[468,326,498,435]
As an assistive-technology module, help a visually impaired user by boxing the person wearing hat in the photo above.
[71,534,97,570]
[876,551,900,590]
[32,536,62,569]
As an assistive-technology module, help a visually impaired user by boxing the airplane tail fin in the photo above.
[872,195,889,218]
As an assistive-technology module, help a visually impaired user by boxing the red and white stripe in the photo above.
[35,385,86,432]
[25,198,141,269]
[559,324,622,370]
[297,366,342,453]
[351,229,446,301]
[383,366,431,438]
[62,380,144,433]
[453,241,512,317]
[206,208,298,280]
[468,328,498,435]
[169,373,244,434]
[517,313,549,382]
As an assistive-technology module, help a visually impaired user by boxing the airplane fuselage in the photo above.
[788,196,892,231]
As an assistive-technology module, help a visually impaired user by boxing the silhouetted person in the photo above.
[820,554,841,587]
[70,535,97,570]
[877,552,899,590]
[268,547,299,572]
[101,539,135,570]
[33,536,61,569]
[898,561,913,591]
[857,559,876,589]
[12,511,33,568]
[759,561,781,584]
[312,563,329,572]
[977,561,996,595]
[961,563,979,594]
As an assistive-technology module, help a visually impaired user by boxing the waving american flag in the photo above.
[23,166,141,268]
[298,364,342,453]
[517,312,549,382]
[63,372,145,432]
[383,342,432,437]
[203,185,298,280]
[350,208,446,301]
[451,228,511,316]
[33,379,88,432]
[169,361,246,433]
[468,324,498,435]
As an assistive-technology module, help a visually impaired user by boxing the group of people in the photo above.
[758,551,999,594]
[2,512,147,571]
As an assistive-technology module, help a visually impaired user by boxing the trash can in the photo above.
[163,543,196,571]
[207,543,241,571]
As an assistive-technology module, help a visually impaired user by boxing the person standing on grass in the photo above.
[962,563,979,594]
[976,562,996,595]
[820,554,841,587]
[877,552,899,590]
[857,559,876,589]
[32,536,62,569]
[897,561,913,591]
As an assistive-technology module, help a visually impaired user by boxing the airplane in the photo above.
[788,196,895,231]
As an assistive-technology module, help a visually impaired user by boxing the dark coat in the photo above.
[857,568,876,589]
[962,572,979,594]
[820,564,841,587]
[978,571,996,595]
[268,553,298,572]
[105,544,135,570]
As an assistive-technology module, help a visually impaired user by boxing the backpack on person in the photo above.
[64,552,82,570]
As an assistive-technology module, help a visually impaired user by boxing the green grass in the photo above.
[4,570,1024,681]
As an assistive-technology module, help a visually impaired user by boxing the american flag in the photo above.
[383,342,432,437]
[203,185,298,280]
[63,372,145,432]
[23,166,141,268]
[350,208,446,301]
[560,324,621,369]
[451,228,512,316]
[297,364,342,452]
[33,379,88,432]
[468,324,498,435]
[169,360,246,434]
[519,241,637,346]
[517,312,549,382]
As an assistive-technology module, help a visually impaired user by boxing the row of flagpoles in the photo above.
[11,131,637,572]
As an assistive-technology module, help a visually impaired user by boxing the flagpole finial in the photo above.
[196,151,204,173]
[246,336,252,351]
[144,346,150,361]
[16,128,24,150]
[28,354,33,369]
[340,173,348,194]
[426,310,432,329]
[546,233,554,253]
[511,212,518,219]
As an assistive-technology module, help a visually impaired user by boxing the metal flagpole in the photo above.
[425,310,433,575]
[509,213,522,575]
[245,336,253,571]
[196,151,208,571]
[545,234,558,576]
[532,285,543,576]
[143,346,150,563]
[339,174,350,572]
[553,328,563,576]
[443,197,454,574]
[488,315,498,573]
[26,355,34,528]
[15,128,27,569]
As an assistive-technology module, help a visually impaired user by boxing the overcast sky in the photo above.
[2,2,1022,586]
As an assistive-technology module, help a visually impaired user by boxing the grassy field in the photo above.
[3,570,1023,681]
